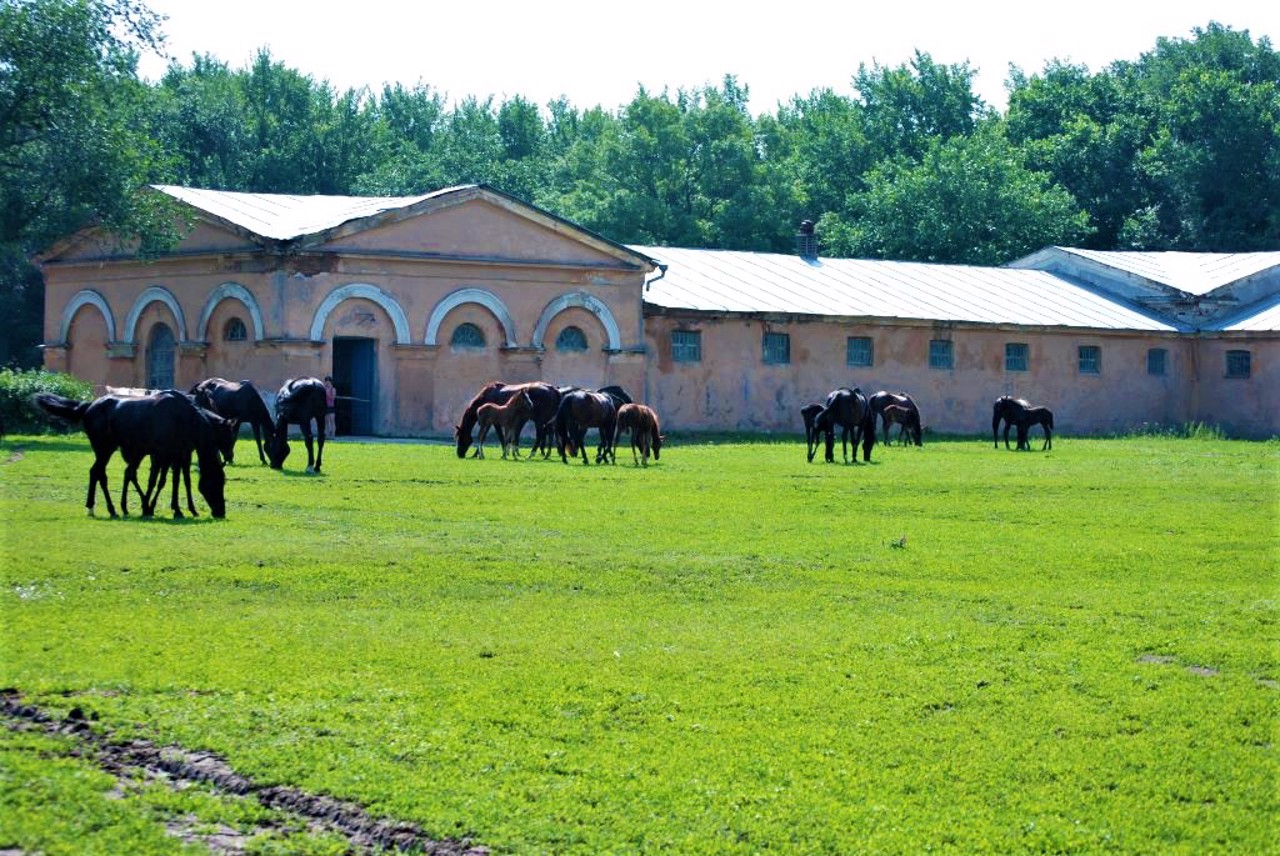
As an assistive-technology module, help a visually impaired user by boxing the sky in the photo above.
[135,0,1279,115]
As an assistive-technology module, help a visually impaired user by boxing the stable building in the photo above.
[39,185,1280,438]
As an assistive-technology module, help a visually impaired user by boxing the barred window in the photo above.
[762,332,790,365]
[1147,348,1167,376]
[555,326,588,352]
[672,330,701,363]
[223,317,247,341]
[146,323,175,390]
[450,322,485,348]
[1078,345,1101,374]
[846,336,873,367]
[929,339,954,370]
[1005,342,1029,372]
[1225,350,1251,379]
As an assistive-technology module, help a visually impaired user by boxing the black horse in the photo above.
[815,387,875,463]
[801,403,825,462]
[267,378,328,472]
[554,388,618,464]
[34,390,230,519]
[138,397,237,518]
[455,381,562,459]
[1017,406,1055,450]
[868,390,923,446]
[190,377,274,464]
[993,396,1037,450]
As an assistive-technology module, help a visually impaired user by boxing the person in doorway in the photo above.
[323,376,337,436]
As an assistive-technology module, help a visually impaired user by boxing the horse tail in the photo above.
[33,392,91,426]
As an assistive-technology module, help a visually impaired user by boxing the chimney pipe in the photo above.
[796,219,818,260]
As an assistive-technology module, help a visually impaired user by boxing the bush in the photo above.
[0,369,93,435]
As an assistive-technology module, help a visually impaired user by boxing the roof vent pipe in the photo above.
[796,220,818,260]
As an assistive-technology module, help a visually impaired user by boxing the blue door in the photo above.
[333,337,376,435]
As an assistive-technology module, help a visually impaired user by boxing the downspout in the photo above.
[642,264,668,407]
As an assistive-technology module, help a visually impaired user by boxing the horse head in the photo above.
[265,423,291,469]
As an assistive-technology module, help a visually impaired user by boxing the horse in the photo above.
[815,387,875,463]
[266,377,328,472]
[801,403,825,462]
[34,390,230,519]
[190,377,274,464]
[474,390,534,459]
[868,391,923,446]
[1016,406,1054,450]
[554,389,618,464]
[455,382,561,459]
[879,404,922,446]
[992,396,1035,450]
[138,400,237,518]
[614,403,663,466]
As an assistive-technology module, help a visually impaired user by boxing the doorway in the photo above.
[332,337,376,436]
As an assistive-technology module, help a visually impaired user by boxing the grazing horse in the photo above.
[815,387,875,463]
[190,377,274,464]
[992,396,1038,450]
[474,390,535,459]
[267,378,327,472]
[868,391,923,446]
[455,382,561,459]
[554,389,618,464]
[139,400,237,518]
[1016,406,1054,450]
[34,390,230,519]
[614,403,664,466]
[801,403,825,462]
[879,404,922,446]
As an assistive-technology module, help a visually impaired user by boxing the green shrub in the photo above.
[0,369,93,435]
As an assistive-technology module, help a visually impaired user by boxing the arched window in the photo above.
[146,323,175,389]
[223,317,247,341]
[450,322,486,348]
[555,326,588,353]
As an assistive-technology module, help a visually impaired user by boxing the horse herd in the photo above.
[31,374,1053,520]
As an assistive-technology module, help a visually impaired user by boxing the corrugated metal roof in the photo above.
[1050,248,1280,296]
[1213,294,1280,332]
[634,246,1181,331]
[154,184,470,241]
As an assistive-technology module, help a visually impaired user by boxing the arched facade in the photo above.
[197,282,265,342]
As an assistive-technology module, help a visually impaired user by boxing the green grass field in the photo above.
[1,432,1276,855]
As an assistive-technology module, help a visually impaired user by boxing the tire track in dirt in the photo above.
[2,690,487,855]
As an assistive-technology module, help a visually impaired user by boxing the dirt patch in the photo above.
[2,691,487,855]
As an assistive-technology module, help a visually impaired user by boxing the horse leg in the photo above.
[1043,425,1052,451]
[314,419,324,473]
[253,422,267,464]
[301,425,315,472]
[181,461,197,517]
[143,460,165,517]
[88,452,117,518]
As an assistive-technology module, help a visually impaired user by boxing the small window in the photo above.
[846,336,873,367]
[763,331,790,365]
[672,330,701,363]
[146,323,175,390]
[450,322,486,348]
[1225,349,1251,379]
[555,326,588,353]
[929,339,954,370]
[223,317,247,341]
[1078,345,1101,374]
[1005,342,1029,372]
[1147,348,1167,376]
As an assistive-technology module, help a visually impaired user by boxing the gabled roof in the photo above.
[1211,293,1280,332]
[1011,247,1280,298]
[635,245,1183,332]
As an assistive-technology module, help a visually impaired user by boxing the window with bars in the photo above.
[223,317,247,341]
[1226,349,1251,379]
[929,339,954,370]
[846,336,873,367]
[146,323,175,390]
[555,326,588,352]
[671,329,701,362]
[1005,342,1029,372]
[450,322,485,348]
[1078,345,1101,374]
[1147,348,1167,376]
[762,332,790,365]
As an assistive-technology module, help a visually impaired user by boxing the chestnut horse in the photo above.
[868,391,923,446]
[554,389,618,464]
[879,404,922,446]
[614,403,663,466]
[474,390,534,459]
[455,382,561,459]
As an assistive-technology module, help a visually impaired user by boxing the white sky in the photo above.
[136,0,1278,115]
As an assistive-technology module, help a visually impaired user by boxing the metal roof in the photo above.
[1213,294,1280,332]
[634,246,1182,332]
[1043,248,1280,297]
[154,184,466,241]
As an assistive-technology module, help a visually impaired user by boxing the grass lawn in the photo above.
[1,431,1276,855]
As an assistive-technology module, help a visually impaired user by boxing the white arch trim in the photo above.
[197,282,265,342]
[123,286,187,344]
[424,287,518,347]
[532,292,622,351]
[58,289,116,344]
[309,283,411,344]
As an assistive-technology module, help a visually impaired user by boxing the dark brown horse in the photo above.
[993,396,1036,450]
[1017,406,1054,450]
[267,378,328,472]
[190,377,274,464]
[474,390,534,459]
[614,403,663,466]
[455,382,561,459]
[554,389,618,464]
[801,403,825,462]
[34,390,230,519]
[815,387,875,463]
[868,390,923,446]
